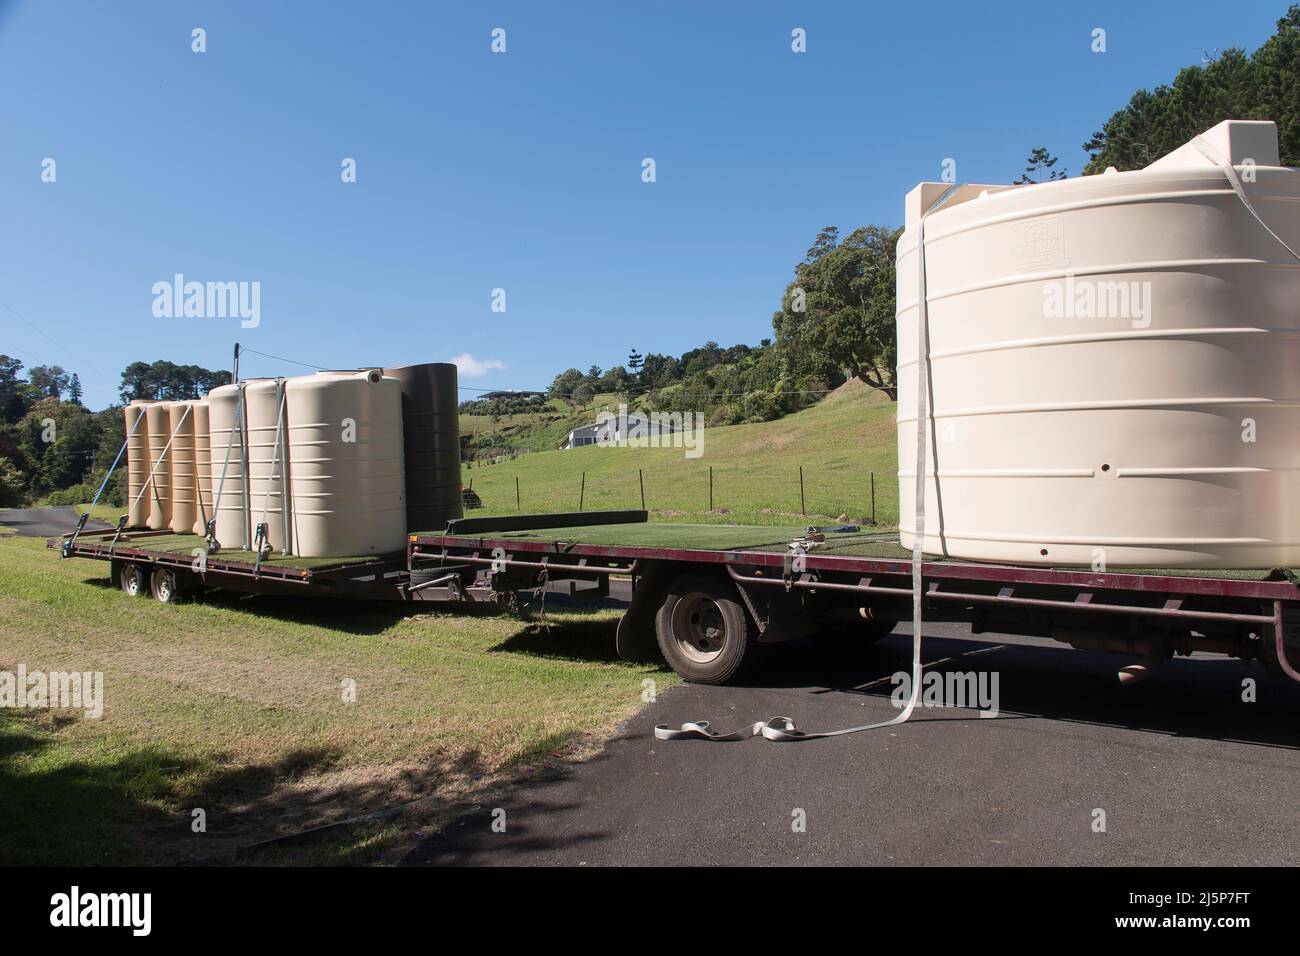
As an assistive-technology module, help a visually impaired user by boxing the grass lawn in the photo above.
[460,380,901,527]
[0,533,673,865]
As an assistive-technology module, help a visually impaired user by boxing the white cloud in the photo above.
[450,353,506,378]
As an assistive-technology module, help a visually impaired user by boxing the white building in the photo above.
[561,410,677,449]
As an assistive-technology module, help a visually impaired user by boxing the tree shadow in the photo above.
[0,704,536,866]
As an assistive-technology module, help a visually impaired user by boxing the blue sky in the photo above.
[0,0,1292,409]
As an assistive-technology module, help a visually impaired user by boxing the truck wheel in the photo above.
[119,563,149,598]
[655,573,756,684]
[149,567,187,604]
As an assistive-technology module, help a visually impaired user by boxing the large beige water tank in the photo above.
[896,120,1300,568]
[143,402,173,531]
[124,400,153,528]
[245,378,291,553]
[207,383,249,550]
[286,369,406,557]
[167,402,197,535]
[192,400,213,535]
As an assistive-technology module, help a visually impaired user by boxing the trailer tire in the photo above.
[149,567,188,604]
[119,562,149,598]
[655,572,756,684]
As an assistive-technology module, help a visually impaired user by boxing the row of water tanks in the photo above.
[123,364,461,558]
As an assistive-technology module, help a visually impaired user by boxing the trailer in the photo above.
[55,509,1300,688]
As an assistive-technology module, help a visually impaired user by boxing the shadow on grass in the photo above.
[0,706,533,866]
[490,616,627,664]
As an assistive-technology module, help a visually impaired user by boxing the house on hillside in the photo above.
[561,409,677,449]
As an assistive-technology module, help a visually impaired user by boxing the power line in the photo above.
[235,346,328,371]
[233,346,866,402]
[0,297,116,388]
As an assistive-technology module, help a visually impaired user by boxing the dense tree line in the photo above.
[1083,5,1300,172]
[0,356,230,507]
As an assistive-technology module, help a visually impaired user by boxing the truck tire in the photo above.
[654,572,756,684]
[119,562,149,598]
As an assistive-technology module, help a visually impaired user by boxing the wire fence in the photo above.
[462,462,902,527]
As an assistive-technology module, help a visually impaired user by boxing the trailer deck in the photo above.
[53,527,406,597]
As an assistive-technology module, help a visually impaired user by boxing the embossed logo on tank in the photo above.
[1012,217,1067,268]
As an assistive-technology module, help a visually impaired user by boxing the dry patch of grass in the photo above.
[0,534,672,864]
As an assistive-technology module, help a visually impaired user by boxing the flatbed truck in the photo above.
[53,510,1300,687]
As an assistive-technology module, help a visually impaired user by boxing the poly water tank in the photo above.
[245,378,291,553]
[207,383,249,550]
[191,400,212,535]
[143,402,173,531]
[896,120,1300,568]
[382,362,462,532]
[124,400,154,528]
[286,369,406,557]
[167,402,197,535]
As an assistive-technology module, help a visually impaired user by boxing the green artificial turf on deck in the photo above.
[106,533,393,569]
[440,521,1297,583]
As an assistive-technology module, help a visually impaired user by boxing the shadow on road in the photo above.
[739,631,1300,751]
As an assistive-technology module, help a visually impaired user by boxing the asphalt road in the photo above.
[407,623,1300,866]
[0,506,110,537]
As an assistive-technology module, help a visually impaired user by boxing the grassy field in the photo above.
[0,533,672,865]
[458,380,901,529]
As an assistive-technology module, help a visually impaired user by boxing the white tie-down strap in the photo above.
[657,186,961,743]
[654,714,907,743]
[1193,135,1300,262]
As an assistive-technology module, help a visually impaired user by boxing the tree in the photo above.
[118,360,231,402]
[1014,147,1067,184]
[772,224,901,400]
[571,384,595,409]
[68,373,83,406]
[28,365,70,400]
[0,355,37,424]
[548,367,584,399]
[1083,6,1300,172]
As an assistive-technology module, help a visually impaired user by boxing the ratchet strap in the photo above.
[62,407,146,557]
[1193,136,1300,262]
[656,186,961,742]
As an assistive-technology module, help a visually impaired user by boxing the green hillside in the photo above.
[456,380,900,528]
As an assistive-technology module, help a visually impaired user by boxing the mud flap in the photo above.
[615,561,675,662]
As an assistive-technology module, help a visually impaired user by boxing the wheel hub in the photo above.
[673,593,727,664]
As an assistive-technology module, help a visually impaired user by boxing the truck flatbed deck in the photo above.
[431,520,1300,583]
[56,510,1300,687]
[412,511,1300,685]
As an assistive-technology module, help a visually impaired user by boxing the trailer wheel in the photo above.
[119,563,149,598]
[655,573,756,684]
[149,567,187,604]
